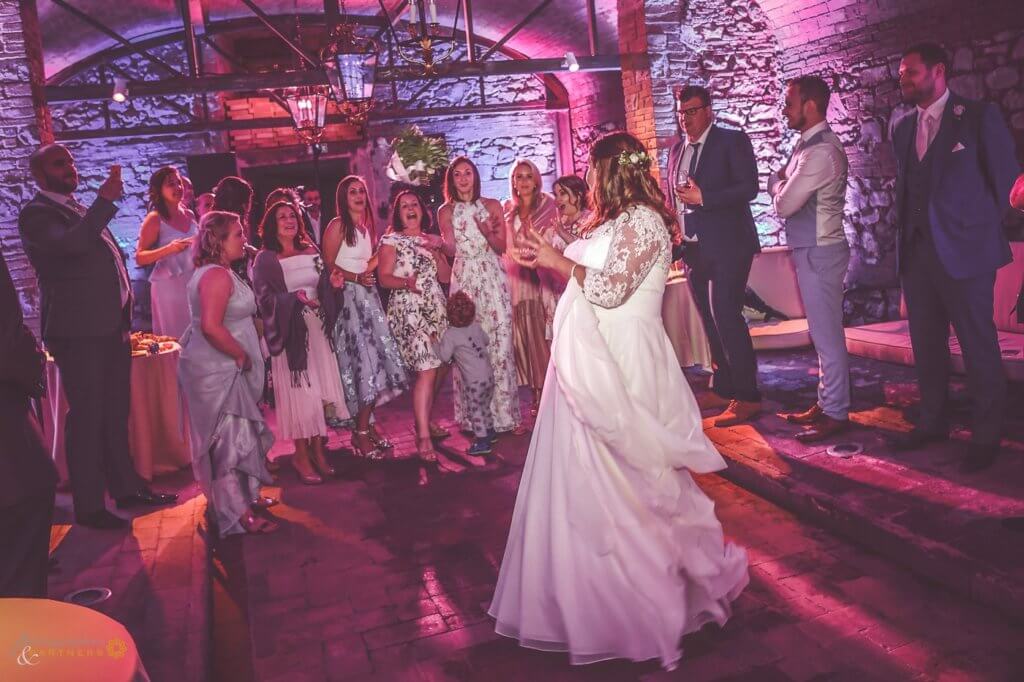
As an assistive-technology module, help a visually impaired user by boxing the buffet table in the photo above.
[662,273,713,370]
[41,341,192,483]
[0,598,150,681]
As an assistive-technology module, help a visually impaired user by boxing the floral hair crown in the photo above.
[617,149,652,169]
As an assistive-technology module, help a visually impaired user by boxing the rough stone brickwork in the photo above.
[618,0,658,172]
[363,110,563,222]
[632,0,1024,325]
[0,0,50,328]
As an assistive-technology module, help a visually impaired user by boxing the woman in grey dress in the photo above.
[178,211,277,536]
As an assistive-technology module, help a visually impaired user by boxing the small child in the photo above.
[433,291,495,457]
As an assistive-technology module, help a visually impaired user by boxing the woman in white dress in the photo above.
[438,156,521,434]
[136,166,197,338]
[489,132,749,670]
[252,201,349,485]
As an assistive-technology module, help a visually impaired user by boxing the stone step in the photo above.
[698,390,1024,624]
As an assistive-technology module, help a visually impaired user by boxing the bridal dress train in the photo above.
[488,205,749,670]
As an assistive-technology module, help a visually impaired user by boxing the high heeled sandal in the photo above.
[310,452,337,478]
[367,425,393,450]
[291,459,324,485]
[428,423,450,439]
[352,429,384,460]
[416,436,438,463]
[239,511,278,534]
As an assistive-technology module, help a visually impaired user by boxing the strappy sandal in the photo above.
[353,429,384,460]
[310,449,337,478]
[251,496,279,510]
[428,423,450,439]
[291,458,323,485]
[367,424,393,450]
[239,511,278,534]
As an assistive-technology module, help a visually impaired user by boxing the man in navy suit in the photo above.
[18,144,177,529]
[891,43,1021,472]
[668,85,762,426]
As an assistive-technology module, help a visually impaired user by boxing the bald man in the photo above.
[18,144,176,529]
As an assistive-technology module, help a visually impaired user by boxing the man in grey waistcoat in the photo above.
[768,75,852,442]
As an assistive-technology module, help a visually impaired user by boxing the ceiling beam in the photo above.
[45,55,620,102]
[52,101,557,141]
[478,0,554,62]
[237,0,320,69]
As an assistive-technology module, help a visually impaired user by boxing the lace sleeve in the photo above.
[582,206,669,308]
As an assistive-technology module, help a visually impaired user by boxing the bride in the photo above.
[488,132,749,670]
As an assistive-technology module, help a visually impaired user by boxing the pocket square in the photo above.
[952,142,966,152]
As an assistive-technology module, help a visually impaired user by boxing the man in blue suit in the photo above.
[668,85,762,426]
[891,43,1021,472]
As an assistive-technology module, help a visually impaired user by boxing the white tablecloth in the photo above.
[662,274,713,370]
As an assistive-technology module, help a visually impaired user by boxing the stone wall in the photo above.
[631,0,1024,325]
[0,0,50,328]
[563,71,627,175]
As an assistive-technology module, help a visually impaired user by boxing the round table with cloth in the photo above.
[40,343,192,483]
[662,272,713,370]
[0,598,150,681]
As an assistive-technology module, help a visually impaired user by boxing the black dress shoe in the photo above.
[116,489,179,509]
[960,443,999,474]
[890,428,947,452]
[76,510,129,530]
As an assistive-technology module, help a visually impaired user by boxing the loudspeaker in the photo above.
[185,152,239,195]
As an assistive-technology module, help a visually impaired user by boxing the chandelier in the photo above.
[394,0,458,77]
[281,85,329,144]
[321,1,379,125]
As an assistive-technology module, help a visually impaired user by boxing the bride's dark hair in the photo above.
[585,132,679,240]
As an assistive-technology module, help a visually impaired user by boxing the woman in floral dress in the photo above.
[322,176,408,459]
[438,156,521,433]
[379,190,467,473]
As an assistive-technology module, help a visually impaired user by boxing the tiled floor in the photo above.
[233,383,1024,681]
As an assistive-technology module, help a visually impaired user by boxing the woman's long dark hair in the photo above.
[259,200,312,253]
[389,189,432,233]
[334,175,375,247]
[553,174,590,212]
[213,175,255,240]
[147,166,180,220]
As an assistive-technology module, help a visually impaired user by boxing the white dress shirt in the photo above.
[915,87,950,159]
[676,124,713,241]
[40,189,131,306]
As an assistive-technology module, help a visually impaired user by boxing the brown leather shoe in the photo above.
[713,400,762,427]
[698,392,733,410]
[794,415,850,443]
[779,403,824,425]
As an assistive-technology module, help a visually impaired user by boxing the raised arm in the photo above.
[437,204,458,259]
[19,198,117,258]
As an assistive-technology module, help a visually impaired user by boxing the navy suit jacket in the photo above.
[17,193,129,340]
[666,125,761,259]
[892,92,1020,279]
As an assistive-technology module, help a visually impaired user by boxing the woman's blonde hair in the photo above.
[507,158,543,211]
[584,132,678,239]
[194,210,240,267]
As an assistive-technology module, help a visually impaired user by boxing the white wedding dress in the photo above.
[488,205,749,670]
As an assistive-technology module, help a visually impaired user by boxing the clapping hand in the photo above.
[329,268,346,289]
[98,164,123,202]
[356,270,376,288]
[509,225,557,270]
[172,237,193,253]
[296,290,320,308]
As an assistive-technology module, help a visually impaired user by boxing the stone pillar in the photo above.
[0,0,50,328]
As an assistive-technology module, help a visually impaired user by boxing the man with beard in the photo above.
[891,43,1020,472]
[768,76,851,442]
[18,144,177,529]
[299,185,324,246]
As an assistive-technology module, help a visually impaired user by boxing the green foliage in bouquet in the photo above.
[388,126,450,185]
